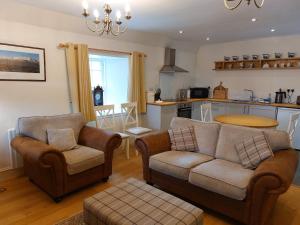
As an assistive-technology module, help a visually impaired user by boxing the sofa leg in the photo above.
[146,181,154,186]
[53,197,62,203]
[102,177,109,182]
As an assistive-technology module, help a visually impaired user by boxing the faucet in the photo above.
[244,89,255,102]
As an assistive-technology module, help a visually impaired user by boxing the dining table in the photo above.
[214,114,279,128]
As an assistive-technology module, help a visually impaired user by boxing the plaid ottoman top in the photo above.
[84,178,203,225]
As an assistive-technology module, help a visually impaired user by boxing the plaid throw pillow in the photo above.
[168,127,198,152]
[235,135,274,169]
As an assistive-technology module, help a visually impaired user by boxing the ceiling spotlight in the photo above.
[179,30,184,34]
[206,37,210,41]
[270,28,276,32]
[251,18,257,22]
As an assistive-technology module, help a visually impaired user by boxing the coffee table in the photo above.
[84,178,203,225]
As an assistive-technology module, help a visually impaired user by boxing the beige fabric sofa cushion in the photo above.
[18,113,85,143]
[215,124,264,163]
[63,145,104,175]
[47,128,77,151]
[263,129,291,151]
[149,151,213,180]
[189,159,254,200]
[193,122,221,156]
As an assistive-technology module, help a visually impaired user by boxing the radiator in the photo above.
[7,128,23,169]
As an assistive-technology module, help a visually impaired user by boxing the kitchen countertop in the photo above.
[147,98,300,109]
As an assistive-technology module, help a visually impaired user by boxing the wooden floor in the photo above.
[0,148,237,225]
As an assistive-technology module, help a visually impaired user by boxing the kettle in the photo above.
[275,89,286,104]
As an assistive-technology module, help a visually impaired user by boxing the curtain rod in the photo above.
[58,43,147,57]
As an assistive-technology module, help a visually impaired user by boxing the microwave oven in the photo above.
[190,87,210,99]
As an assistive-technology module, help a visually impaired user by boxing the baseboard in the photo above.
[0,166,12,173]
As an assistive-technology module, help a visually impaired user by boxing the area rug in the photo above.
[54,185,300,225]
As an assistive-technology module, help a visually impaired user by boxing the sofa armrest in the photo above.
[11,136,67,196]
[78,126,122,175]
[247,149,298,225]
[135,131,171,181]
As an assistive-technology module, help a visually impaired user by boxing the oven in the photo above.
[177,103,192,119]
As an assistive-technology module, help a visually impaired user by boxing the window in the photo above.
[89,53,130,113]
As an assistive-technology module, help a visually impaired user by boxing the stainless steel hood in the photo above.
[160,48,189,73]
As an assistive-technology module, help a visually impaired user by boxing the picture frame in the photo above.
[0,43,46,81]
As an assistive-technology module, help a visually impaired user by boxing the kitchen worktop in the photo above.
[147,98,300,109]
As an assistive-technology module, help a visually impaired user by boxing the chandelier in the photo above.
[224,0,264,10]
[81,1,132,36]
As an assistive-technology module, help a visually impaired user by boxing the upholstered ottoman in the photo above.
[83,178,203,225]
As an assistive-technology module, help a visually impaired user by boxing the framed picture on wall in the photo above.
[0,43,46,81]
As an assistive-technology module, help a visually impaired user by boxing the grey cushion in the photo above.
[193,122,221,156]
[263,129,291,151]
[18,113,85,143]
[189,159,254,200]
[47,128,77,151]
[149,151,214,180]
[63,145,104,175]
[215,124,264,163]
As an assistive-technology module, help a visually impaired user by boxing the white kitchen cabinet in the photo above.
[277,108,300,150]
[226,103,246,115]
[248,105,277,119]
[192,102,203,121]
[211,103,227,117]
[146,104,177,130]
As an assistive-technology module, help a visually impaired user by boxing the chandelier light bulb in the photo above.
[116,10,122,21]
[125,4,131,13]
[93,9,99,19]
[82,0,89,10]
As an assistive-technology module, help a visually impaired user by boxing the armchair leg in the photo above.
[102,177,109,182]
[53,197,62,203]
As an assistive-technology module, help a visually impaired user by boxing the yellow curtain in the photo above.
[129,52,146,113]
[65,43,96,121]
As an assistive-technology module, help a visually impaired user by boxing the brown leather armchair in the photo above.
[136,131,299,225]
[11,113,122,202]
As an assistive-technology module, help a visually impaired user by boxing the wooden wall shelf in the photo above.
[214,57,300,71]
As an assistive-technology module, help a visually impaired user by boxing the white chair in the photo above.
[287,112,300,143]
[200,103,213,122]
[95,105,130,159]
[121,102,152,135]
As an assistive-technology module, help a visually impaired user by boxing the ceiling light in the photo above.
[270,28,276,32]
[179,30,184,34]
[206,37,210,41]
[251,18,257,22]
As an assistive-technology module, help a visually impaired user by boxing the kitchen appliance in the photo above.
[297,96,300,105]
[177,89,188,101]
[190,87,210,99]
[177,102,192,119]
[154,88,161,101]
[160,48,189,73]
[275,89,287,103]
[146,91,155,103]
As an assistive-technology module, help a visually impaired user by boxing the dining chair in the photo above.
[200,103,213,122]
[95,105,130,159]
[287,112,300,143]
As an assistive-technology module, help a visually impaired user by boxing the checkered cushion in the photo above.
[168,127,198,152]
[235,135,274,169]
[84,178,203,225]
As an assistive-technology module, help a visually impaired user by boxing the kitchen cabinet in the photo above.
[225,103,246,114]
[277,108,300,149]
[248,105,277,119]
[146,104,177,130]
[211,103,227,117]
[192,102,203,121]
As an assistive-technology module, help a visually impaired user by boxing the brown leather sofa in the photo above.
[135,117,299,225]
[11,113,122,202]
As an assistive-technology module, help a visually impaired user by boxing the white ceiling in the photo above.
[15,0,300,44]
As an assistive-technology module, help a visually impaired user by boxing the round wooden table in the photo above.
[214,114,279,128]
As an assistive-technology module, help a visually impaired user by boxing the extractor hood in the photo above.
[160,48,189,73]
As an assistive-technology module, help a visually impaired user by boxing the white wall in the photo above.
[196,35,300,101]
[0,18,197,170]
